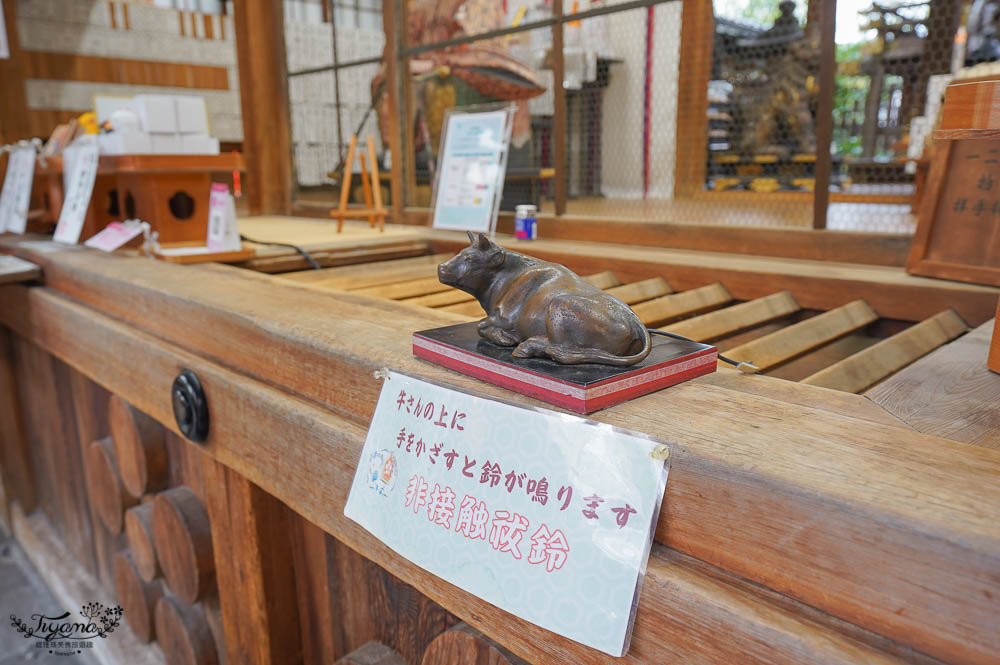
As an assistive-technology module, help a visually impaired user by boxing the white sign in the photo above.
[345,371,668,657]
[0,146,35,233]
[207,183,240,252]
[84,220,147,252]
[53,138,100,244]
[431,107,514,235]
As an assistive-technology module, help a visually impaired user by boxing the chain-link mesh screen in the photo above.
[281,0,992,235]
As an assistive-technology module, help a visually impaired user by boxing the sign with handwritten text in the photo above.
[344,371,668,657]
[53,139,99,245]
[0,146,36,233]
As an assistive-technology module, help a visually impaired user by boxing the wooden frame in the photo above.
[330,135,387,232]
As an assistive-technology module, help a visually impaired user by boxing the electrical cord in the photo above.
[239,234,322,270]
[648,329,759,373]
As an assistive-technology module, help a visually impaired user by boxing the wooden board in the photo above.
[279,254,448,286]
[803,310,968,393]
[350,276,453,300]
[604,277,673,305]
[866,320,1000,449]
[0,255,41,284]
[2,260,999,665]
[663,291,800,341]
[154,244,257,265]
[631,284,732,327]
[723,300,879,371]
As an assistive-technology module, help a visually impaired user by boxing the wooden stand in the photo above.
[330,136,386,233]
[989,300,1000,374]
[32,153,245,244]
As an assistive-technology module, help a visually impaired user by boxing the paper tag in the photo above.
[53,139,99,245]
[0,146,36,233]
[84,220,146,252]
[344,371,668,657]
[207,183,240,252]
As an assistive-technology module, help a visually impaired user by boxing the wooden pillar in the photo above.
[812,0,837,230]
[233,0,293,215]
[383,0,405,221]
[552,0,568,216]
[673,0,714,198]
[0,0,30,145]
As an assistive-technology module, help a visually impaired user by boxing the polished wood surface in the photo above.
[110,395,168,498]
[21,51,230,90]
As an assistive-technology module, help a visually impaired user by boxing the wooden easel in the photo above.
[330,135,387,232]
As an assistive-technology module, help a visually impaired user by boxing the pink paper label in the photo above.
[83,222,144,252]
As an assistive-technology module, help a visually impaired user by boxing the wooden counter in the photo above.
[0,229,998,665]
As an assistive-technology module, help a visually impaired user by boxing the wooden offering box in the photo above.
[32,153,244,243]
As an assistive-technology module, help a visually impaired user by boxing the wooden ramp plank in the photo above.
[865,320,999,448]
[605,277,673,305]
[664,291,800,341]
[442,299,485,318]
[766,333,881,382]
[350,276,452,300]
[632,283,733,327]
[581,270,622,289]
[278,253,448,286]
[803,310,968,393]
[404,288,471,307]
[725,299,878,371]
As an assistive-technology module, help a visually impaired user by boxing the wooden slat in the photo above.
[21,51,229,89]
[0,255,41,284]
[803,310,968,393]
[766,333,881,382]
[724,300,879,371]
[605,277,672,305]
[441,299,485,318]
[2,286,949,665]
[5,245,1000,664]
[664,291,800,341]
[632,283,732,327]
[582,270,622,290]
[350,276,452,300]
[867,320,999,449]
[280,254,448,287]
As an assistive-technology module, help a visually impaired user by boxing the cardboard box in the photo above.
[135,95,178,133]
[175,96,210,134]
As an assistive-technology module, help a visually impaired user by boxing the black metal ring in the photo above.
[172,370,209,444]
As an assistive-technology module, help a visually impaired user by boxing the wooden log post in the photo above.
[113,550,165,643]
[84,437,138,534]
[152,487,215,604]
[336,642,407,665]
[125,502,159,581]
[421,623,528,665]
[109,395,167,498]
[154,595,220,665]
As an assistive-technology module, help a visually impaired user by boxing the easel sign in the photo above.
[430,105,515,235]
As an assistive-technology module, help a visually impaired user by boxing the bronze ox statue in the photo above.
[437,232,651,366]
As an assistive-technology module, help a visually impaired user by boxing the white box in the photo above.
[175,96,210,134]
[98,129,153,155]
[94,96,137,126]
[135,95,178,133]
[150,133,183,154]
[180,133,220,155]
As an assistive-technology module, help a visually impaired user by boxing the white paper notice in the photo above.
[84,220,146,252]
[345,371,669,657]
[54,139,100,244]
[0,147,36,233]
[207,183,240,252]
[0,6,9,59]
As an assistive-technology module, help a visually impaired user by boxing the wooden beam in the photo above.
[383,0,404,219]
[233,0,293,215]
[664,291,800,342]
[2,285,978,665]
[20,51,230,89]
[632,283,733,327]
[867,320,1000,449]
[803,309,968,393]
[0,327,35,514]
[673,0,713,197]
[812,0,836,229]
[605,277,673,305]
[582,270,622,289]
[404,287,471,307]
[551,0,567,215]
[278,254,448,285]
[349,276,452,300]
[0,0,30,144]
[725,300,879,371]
[4,246,1000,664]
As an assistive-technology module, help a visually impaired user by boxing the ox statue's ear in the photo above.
[476,232,494,251]
[467,230,477,245]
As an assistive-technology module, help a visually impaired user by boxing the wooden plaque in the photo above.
[907,129,1000,286]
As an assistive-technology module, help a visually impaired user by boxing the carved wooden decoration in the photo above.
[421,623,528,665]
[152,486,215,604]
[109,394,168,498]
[113,551,165,644]
[84,436,138,534]
[125,502,160,581]
[154,595,219,665]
